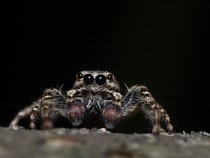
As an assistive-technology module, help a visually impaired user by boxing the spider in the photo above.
[9,70,173,134]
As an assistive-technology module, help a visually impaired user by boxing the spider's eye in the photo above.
[77,72,83,79]
[96,75,106,85]
[107,74,113,81]
[83,74,94,85]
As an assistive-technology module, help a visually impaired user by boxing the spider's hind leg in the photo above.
[9,101,40,129]
[9,88,66,129]
[122,85,174,134]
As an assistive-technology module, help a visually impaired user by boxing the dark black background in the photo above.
[3,0,209,133]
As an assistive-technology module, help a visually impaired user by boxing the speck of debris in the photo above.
[42,135,82,148]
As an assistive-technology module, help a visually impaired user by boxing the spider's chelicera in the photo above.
[9,70,174,134]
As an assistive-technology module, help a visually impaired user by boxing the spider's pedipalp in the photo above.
[66,84,123,128]
[121,85,174,134]
[101,104,122,129]
[65,101,86,126]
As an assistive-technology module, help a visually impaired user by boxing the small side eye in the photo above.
[83,74,94,85]
[77,72,83,79]
[107,74,113,81]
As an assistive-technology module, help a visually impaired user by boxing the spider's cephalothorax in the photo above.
[65,70,122,129]
[9,70,174,134]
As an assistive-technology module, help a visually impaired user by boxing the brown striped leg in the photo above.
[40,88,66,129]
[159,107,174,133]
[9,102,40,129]
[122,85,174,134]
[151,105,161,134]
[29,104,40,129]
[40,102,53,129]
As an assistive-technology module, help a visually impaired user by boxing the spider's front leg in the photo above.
[39,88,66,129]
[122,85,174,134]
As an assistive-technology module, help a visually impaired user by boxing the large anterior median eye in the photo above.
[83,74,94,85]
[95,75,106,85]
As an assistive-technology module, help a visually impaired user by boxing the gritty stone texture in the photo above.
[0,127,210,158]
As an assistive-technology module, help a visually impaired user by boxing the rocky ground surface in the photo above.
[0,127,210,158]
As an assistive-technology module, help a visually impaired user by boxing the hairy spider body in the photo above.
[9,70,173,134]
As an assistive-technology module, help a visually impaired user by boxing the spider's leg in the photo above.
[40,101,53,129]
[40,88,66,129]
[29,102,40,129]
[122,85,173,134]
[159,107,174,133]
[9,102,40,129]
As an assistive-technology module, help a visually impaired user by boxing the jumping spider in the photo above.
[9,70,173,134]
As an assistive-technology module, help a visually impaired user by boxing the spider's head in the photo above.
[72,70,120,92]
